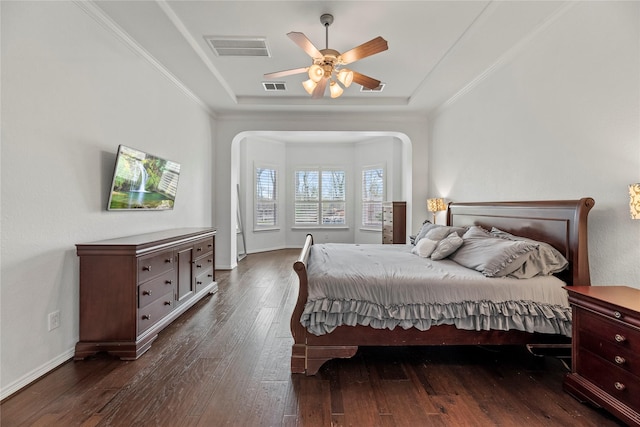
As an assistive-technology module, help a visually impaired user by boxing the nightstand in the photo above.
[564,286,640,427]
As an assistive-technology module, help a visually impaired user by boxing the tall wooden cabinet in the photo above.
[382,201,406,244]
[75,228,217,360]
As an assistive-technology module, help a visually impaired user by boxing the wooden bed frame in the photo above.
[291,198,595,375]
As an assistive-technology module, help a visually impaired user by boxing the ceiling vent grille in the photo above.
[360,83,385,92]
[205,36,270,57]
[262,82,287,92]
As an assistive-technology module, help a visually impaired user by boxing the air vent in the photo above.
[205,36,270,57]
[360,83,385,92]
[262,82,287,92]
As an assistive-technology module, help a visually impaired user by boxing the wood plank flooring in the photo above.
[1,249,625,426]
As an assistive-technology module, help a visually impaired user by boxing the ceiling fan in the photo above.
[264,14,388,99]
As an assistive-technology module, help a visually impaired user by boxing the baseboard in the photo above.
[0,347,75,401]
[246,245,287,254]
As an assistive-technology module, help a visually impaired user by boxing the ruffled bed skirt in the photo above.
[301,298,572,337]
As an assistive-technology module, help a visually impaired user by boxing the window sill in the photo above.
[253,227,280,232]
[360,227,382,233]
[291,226,350,231]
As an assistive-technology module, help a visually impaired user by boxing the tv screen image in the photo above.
[107,145,180,210]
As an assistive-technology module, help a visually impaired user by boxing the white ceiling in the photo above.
[91,0,571,116]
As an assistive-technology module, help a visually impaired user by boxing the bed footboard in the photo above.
[291,234,359,374]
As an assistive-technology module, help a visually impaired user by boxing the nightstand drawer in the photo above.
[579,309,640,353]
[579,349,640,410]
[580,330,640,375]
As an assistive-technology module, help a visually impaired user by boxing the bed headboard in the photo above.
[447,198,594,286]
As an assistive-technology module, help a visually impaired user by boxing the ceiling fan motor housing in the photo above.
[320,14,334,27]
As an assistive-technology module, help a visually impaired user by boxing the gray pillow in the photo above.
[450,226,537,277]
[414,222,438,245]
[490,227,568,277]
[425,225,467,242]
[430,232,464,260]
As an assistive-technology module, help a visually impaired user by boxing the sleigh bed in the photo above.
[290,198,595,375]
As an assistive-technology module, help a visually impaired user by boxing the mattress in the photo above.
[301,243,571,336]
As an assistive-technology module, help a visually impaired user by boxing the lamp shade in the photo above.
[302,79,317,95]
[329,81,343,98]
[337,69,354,87]
[308,64,324,83]
[630,183,640,219]
[427,198,446,213]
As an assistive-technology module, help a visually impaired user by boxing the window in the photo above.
[255,166,278,228]
[362,166,384,229]
[294,169,346,226]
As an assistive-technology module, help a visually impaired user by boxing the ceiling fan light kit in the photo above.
[264,14,388,99]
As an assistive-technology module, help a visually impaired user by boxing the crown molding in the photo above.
[72,0,217,119]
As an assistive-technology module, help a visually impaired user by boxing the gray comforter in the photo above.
[301,243,571,336]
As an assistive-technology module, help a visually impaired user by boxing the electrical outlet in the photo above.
[48,310,60,331]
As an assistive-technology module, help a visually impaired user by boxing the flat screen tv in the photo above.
[107,145,180,210]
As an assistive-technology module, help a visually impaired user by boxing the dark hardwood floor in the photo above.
[1,249,625,426]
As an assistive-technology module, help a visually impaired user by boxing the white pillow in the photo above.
[430,232,464,260]
[411,238,438,258]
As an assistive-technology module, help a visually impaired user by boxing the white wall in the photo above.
[1,1,214,398]
[241,136,287,253]
[429,1,640,287]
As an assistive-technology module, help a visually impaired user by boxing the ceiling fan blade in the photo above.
[287,32,323,59]
[352,71,381,90]
[340,36,388,64]
[311,78,328,99]
[264,67,308,79]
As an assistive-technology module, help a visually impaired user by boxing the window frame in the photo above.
[254,164,279,231]
[293,167,347,228]
[360,164,385,231]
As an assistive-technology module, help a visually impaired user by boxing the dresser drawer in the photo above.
[194,252,214,273]
[138,270,176,309]
[195,268,215,293]
[578,309,640,353]
[578,349,640,410]
[193,237,214,258]
[137,291,174,335]
[138,250,175,283]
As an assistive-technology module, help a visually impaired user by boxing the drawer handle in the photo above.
[197,248,202,252]
[208,244,213,247]
[142,315,151,320]
[196,264,202,269]
[166,280,173,285]
[208,274,213,278]
[197,280,203,285]
[208,259,213,263]
[614,311,622,319]
[164,301,171,306]
[614,334,626,343]
[142,266,151,272]
[142,290,152,296]
[165,258,172,263]
[614,382,626,391]
[614,356,626,365]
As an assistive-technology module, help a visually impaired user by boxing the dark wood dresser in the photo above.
[382,201,406,244]
[75,228,217,360]
[564,286,640,426]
